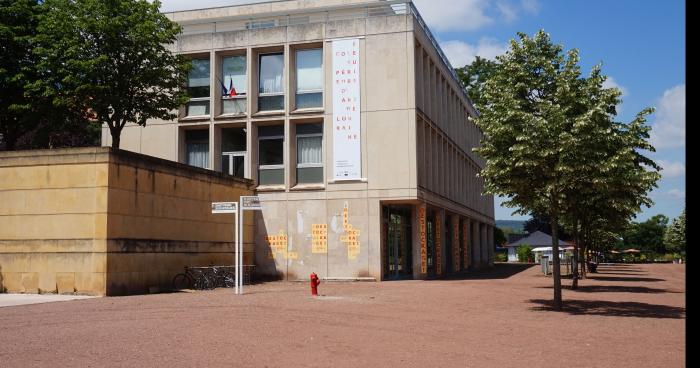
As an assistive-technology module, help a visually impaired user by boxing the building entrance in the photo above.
[383,205,413,279]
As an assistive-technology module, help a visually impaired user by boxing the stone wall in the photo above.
[0,147,253,295]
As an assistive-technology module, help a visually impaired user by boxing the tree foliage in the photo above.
[1,0,102,150]
[523,213,571,240]
[621,214,668,253]
[494,226,507,247]
[472,30,660,308]
[516,245,533,262]
[664,208,686,253]
[456,56,498,110]
[29,0,190,149]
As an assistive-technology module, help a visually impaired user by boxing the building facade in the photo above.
[102,0,495,281]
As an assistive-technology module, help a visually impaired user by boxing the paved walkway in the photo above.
[0,293,96,307]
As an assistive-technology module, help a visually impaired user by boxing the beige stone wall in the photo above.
[0,148,253,295]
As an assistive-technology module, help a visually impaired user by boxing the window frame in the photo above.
[257,52,285,112]
[294,48,323,110]
[186,58,211,118]
[220,54,248,117]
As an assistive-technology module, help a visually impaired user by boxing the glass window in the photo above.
[295,49,322,109]
[258,53,284,111]
[185,130,209,169]
[296,123,323,184]
[221,127,247,178]
[258,124,284,185]
[186,58,210,116]
[221,55,247,115]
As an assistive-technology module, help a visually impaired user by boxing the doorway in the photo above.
[383,205,413,279]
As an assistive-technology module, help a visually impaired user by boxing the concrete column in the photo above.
[487,225,494,266]
[479,223,489,266]
[451,215,460,272]
[413,202,427,279]
[462,217,470,270]
[472,220,481,268]
[435,208,445,276]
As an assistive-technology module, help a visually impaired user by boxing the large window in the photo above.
[257,125,284,185]
[296,123,323,184]
[221,127,247,178]
[186,58,210,117]
[258,53,284,111]
[295,49,323,109]
[221,55,247,115]
[185,129,209,169]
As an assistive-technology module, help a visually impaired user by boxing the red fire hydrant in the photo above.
[310,272,321,296]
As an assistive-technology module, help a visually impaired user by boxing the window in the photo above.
[186,58,210,116]
[295,49,322,109]
[221,55,247,115]
[296,123,323,184]
[185,130,209,168]
[257,125,284,185]
[221,127,247,178]
[258,53,284,111]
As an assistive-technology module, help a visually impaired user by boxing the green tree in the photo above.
[1,0,40,150]
[516,245,533,262]
[474,30,587,309]
[456,56,499,110]
[559,65,659,287]
[664,208,685,253]
[621,215,668,253]
[494,226,507,247]
[30,0,190,149]
[472,30,659,309]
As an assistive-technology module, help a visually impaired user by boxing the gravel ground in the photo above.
[0,263,685,368]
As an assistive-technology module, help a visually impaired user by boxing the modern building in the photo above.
[102,0,495,281]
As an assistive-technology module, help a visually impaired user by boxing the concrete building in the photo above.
[103,0,495,281]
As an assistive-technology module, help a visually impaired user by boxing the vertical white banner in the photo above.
[332,38,362,181]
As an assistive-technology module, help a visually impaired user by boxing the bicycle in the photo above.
[172,266,213,290]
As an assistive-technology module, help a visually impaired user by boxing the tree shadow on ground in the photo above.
[439,263,536,280]
[536,285,681,294]
[529,299,685,319]
[587,276,665,282]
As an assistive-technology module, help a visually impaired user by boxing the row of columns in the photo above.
[413,203,494,279]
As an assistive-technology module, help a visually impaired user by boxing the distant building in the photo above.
[505,231,572,262]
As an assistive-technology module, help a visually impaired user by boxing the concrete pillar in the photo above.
[435,208,445,276]
[451,215,460,272]
[472,220,481,268]
[413,202,427,279]
[487,225,494,266]
[480,223,488,266]
[462,217,470,270]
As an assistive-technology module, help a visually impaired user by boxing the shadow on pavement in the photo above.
[529,299,686,319]
[536,285,681,294]
[587,276,665,282]
[439,263,536,280]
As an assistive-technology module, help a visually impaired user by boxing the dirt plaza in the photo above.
[0,263,685,367]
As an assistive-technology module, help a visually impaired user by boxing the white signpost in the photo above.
[211,202,240,294]
[332,38,362,181]
[238,196,262,294]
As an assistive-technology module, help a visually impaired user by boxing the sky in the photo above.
[157,0,686,223]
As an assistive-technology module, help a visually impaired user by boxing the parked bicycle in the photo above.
[172,265,247,290]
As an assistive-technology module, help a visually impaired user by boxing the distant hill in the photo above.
[496,220,526,232]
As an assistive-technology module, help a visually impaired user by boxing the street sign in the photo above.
[212,202,238,214]
[240,196,262,210]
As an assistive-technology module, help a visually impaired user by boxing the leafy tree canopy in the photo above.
[29,0,190,149]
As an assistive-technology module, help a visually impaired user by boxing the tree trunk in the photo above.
[109,125,121,149]
[579,245,587,279]
[550,210,562,310]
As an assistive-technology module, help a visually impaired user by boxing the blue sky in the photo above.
[158,0,686,222]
